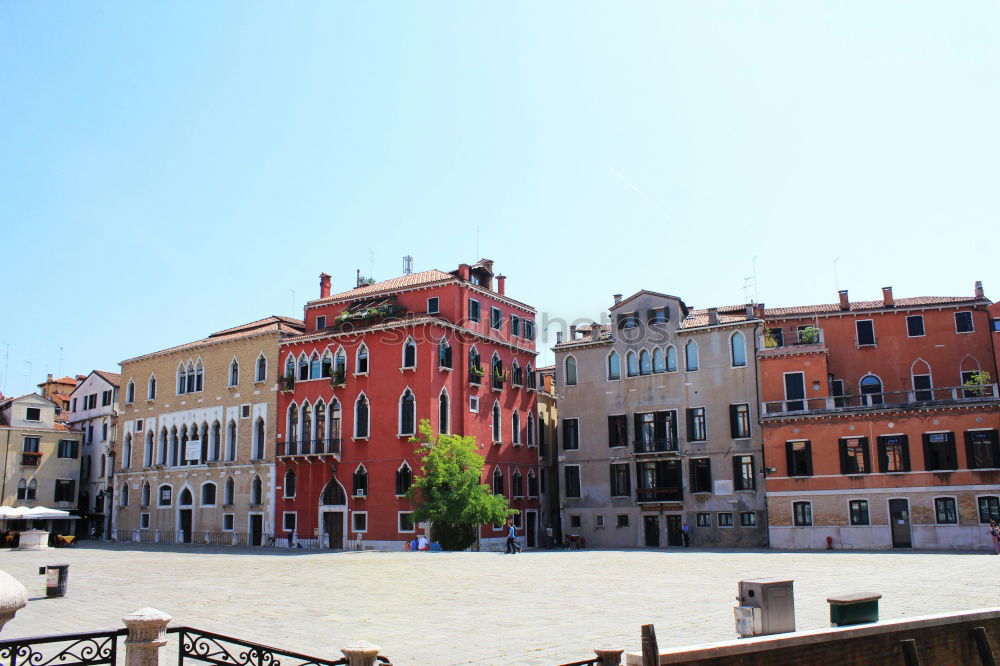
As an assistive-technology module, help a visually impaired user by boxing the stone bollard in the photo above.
[594,645,624,666]
[341,640,381,666]
[0,570,28,633]
[123,608,172,666]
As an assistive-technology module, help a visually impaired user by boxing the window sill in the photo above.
[397,433,415,439]
[227,385,238,390]
[353,372,369,378]
[400,367,416,373]
[352,436,370,442]
[439,366,452,372]
[492,440,502,446]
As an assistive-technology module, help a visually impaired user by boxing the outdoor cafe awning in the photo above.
[0,506,78,520]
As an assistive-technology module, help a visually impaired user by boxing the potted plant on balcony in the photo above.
[763,330,779,348]
[963,370,992,397]
[279,374,295,392]
[330,368,346,387]
[798,326,820,344]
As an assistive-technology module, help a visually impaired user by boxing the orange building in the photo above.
[760,282,1000,550]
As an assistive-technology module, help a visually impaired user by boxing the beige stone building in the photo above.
[553,292,768,548]
[112,316,303,545]
[535,366,560,545]
[0,393,83,533]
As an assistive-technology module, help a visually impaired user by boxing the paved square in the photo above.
[0,544,997,665]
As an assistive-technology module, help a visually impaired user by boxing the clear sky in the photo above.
[1,1,997,394]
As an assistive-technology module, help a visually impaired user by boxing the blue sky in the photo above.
[1,1,997,394]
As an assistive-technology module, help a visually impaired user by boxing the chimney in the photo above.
[975,281,984,299]
[569,325,577,340]
[754,303,765,318]
[319,273,331,299]
[497,275,506,296]
[882,286,894,308]
[592,325,601,341]
[708,308,719,326]
[47,374,53,382]
[556,331,564,344]
[458,264,471,281]
[745,304,754,319]
[613,294,622,305]
[838,290,850,311]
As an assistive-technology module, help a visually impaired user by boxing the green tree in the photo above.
[408,419,515,550]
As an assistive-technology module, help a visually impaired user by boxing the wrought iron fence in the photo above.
[113,530,364,551]
[168,627,392,666]
[0,629,126,666]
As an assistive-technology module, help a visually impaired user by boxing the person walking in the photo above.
[989,520,1000,554]
[681,522,690,547]
[506,519,521,554]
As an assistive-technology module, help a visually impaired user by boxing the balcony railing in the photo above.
[761,326,825,350]
[764,384,1000,416]
[636,487,683,502]
[634,439,679,455]
[278,438,342,457]
[21,452,42,467]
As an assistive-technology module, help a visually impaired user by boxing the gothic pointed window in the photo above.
[400,389,416,436]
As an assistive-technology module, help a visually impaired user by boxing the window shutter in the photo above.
[786,442,796,476]
[688,459,698,492]
[899,435,911,472]
[860,437,871,473]
[608,416,617,446]
[669,413,678,446]
[922,434,934,470]
[965,431,976,469]
[647,309,656,324]
[877,437,887,473]
[729,404,739,439]
[633,414,642,445]
[732,456,740,490]
[804,442,813,476]
[838,438,849,474]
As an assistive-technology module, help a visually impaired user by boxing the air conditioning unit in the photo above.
[354,490,366,498]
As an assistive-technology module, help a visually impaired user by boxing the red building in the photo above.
[275,259,540,550]
[759,282,1000,550]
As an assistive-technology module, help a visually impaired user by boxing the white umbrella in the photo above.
[22,507,70,519]
[0,507,27,519]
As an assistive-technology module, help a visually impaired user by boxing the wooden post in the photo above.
[641,624,659,666]
[971,627,997,666]
[593,644,624,666]
[899,638,920,666]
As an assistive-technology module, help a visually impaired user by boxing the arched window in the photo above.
[144,431,153,467]
[253,417,265,459]
[511,360,523,386]
[439,339,452,369]
[177,364,186,394]
[179,488,193,506]
[395,462,413,496]
[321,479,346,505]
[491,353,505,390]
[731,331,747,367]
[564,356,577,386]
[224,477,234,505]
[194,360,203,391]
[439,389,450,435]
[27,479,37,500]
[321,351,333,379]
[158,427,167,465]
[169,426,178,466]
[309,353,321,379]
[666,345,678,372]
[126,380,135,404]
[608,351,621,380]
[685,340,699,372]
[298,354,309,381]
[330,399,342,442]
[356,344,369,374]
[911,358,933,400]
[526,363,536,390]
[334,348,347,376]
[284,355,295,379]
[287,403,299,450]
[141,481,150,507]
[513,469,523,497]
[493,467,504,496]
[185,362,195,393]
[354,394,370,438]
[250,475,262,505]
[226,420,237,461]
[492,401,502,442]
[211,421,221,460]
[201,483,217,506]
[527,413,535,446]
[16,478,25,500]
[528,470,538,497]
[179,426,189,466]
[353,465,368,496]
[301,404,312,446]
[256,354,267,382]
[100,454,106,478]
[399,389,416,436]
[639,350,652,375]
[626,351,639,377]
[123,434,132,470]
[512,412,521,444]
[315,401,327,447]
[147,375,157,400]
[860,375,883,406]
[652,348,665,373]
[469,346,482,384]
[120,485,128,507]
[229,359,240,386]
[199,422,209,462]
[284,470,296,499]
[402,337,417,369]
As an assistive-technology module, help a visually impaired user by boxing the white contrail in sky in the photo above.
[602,160,673,223]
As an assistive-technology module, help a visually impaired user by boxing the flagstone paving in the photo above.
[1,544,997,665]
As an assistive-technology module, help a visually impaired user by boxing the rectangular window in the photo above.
[913,374,933,401]
[733,455,755,491]
[25,407,40,421]
[135,419,143,431]
[490,307,502,330]
[469,396,479,413]
[696,512,712,527]
[730,403,751,439]
[647,308,669,325]
[564,466,581,498]
[101,390,112,406]
[786,440,813,476]
[71,398,77,412]
[137,513,150,529]
[635,459,683,502]
[877,435,911,472]
[427,297,439,314]
[569,515,581,529]
[955,311,974,333]
[398,512,415,533]
[610,463,631,497]
[523,320,535,340]
[993,319,1000,333]
[159,487,172,506]
[935,497,957,524]
[740,511,757,527]
[856,319,876,346]
[22,437,39,453]
[793,501,813,526]
[978,496,1000,523]
[718,512,734,527]
[831,379,846,407]
[965,430,1000,469]
[687,407,707,442]
[57,440,79,459]
[906,315,925,337]
[222,514,234,531]
[511,315,521,336]
[616,313,639,330]
[689,458,712,493]
[54,479,75,503]
[468,299,480,323]
[608,415,627,447]
[633,410,677,452]
[839,438,870,474]
[283,512,297,532]
[316,315,326,330]
[924,432,958,471]
[562,418,579,450]
[616,514,629,528]
[849,500,870,526]
[352,512,368,532]
[595,514,605,528]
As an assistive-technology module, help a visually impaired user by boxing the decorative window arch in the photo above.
[321,350,333,379]
[395,461,413,496]
[27,479,37,500]
[141,481,150,507]
[144,431,153,468]
[256,353,267,382]
[284,354,295,379]
[685,340,699,372]
[177,363,186,394]
[666,345,678,372]
[329,398,342,442]
[526,363,536,390]
[178,487,193,506]
[253,417,265,459]
[229,358,240,386]
[250,475,262,505]
[309,352,321,380]
[438,338,452,369]
[527,469,538,497]
[123,433,132,470]
[126,380,135,404]
[512,468,523,497]
[860,374,883,405]
[353,464,368,496]
[185,362,194,393]
[607,351,621,381]
[402,337,417,369]
[527,413,536,446]
[301,402,313,446]
[511,360,523,386]
[158,484,173,507]
[315,401,327,449]
[512,411,521,444]
[493,467,504,496]
[356,344,369,374]
[287,402,299,450]
[639,349,652,375]
[438,388,450,435]
[492,400,502,443]
[321,478,346,505]
[564,355,578,386]
[283,469,296,499]
[469,345,482,383]
[120,485,129,507]
[147,375,157,400]
[626,351,639,377]
[194,359,203,392]
[169,426,178,466]
[354,393,370,438]
[652,348,665,374]
[911,358,933,400]
[399,388,416,436]
[297,353,309,381]
[226,419,237,461]
[224,477,234,505]
[491,353,505,390]
[334,346,347,376]
[731,331,747,367]
[157,427,167,465]
[211,421,221,460]
[199,421,209,463]
[201,482,217,506]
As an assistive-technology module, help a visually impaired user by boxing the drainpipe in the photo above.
[751,319,770,549]
[1,429,10,504]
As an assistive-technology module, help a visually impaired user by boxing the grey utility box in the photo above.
[737,578,795,636]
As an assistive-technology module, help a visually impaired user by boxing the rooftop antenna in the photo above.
[290,289,295,312]
[743,276,754,303]
[833,257,841,291]
[57,346,63,377]
[752,255,759,303]
[403,256,413,275]
[369,249,374,281]
[23,361,32,396]
[1,343,8,396]
[476,226,480,258]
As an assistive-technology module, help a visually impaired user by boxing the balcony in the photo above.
[760,326,825,353]
[21,452,42,467]
[468,367,484,385]
[763,384,1000,417]
[278,438,342,458]
[634,438,679,455]
[636,487,683,503]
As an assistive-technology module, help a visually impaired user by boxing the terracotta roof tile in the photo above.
[93,370,121,387]
[765,296,982,318]
[681,305,757,329]
[311,270,456,304]
[123,316,304,364]
[209,315,304,338]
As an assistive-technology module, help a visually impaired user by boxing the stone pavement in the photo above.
[0,544,998,665]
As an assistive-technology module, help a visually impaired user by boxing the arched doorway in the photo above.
[177,487,194,544]
[319,478,347,549]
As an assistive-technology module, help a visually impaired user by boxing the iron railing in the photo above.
[636,487,683,502]
[21,452,42,467]
[763,384,1000,416]
[113,530,366,551]
[0,629,125,666]
[558,659,602,666]
[278,438,342,457]
[761,326,824,349]
[168,627,392,666]
[634,439,678,454]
